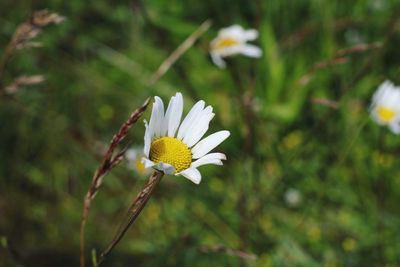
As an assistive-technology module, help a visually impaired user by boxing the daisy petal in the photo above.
[191,153,226,168]
[244,29,259,41]
[210,53,226,68]
[161,96,175,136]
[241,44,262,58]
[192,130,230,159]
[154,97,165,138]
[183,106,213,147]
[217,46,243,57]
[143,120,151,157]
[142,158,156,168]
[126,149,139,161]
[372,81,398,107]
[389,121,400,134]
[168,93,183,137]
[186,112,215,147]
[147,101,159,141]
[177,100,205,140]
[219,25,243,40]
[179,168,202,184]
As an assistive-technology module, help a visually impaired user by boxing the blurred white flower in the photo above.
[210,25,262,68]
[125,147,149,175]
[370,80,400,134]
[344,29,364,45]
[369,0,386,10]
[142,93,230,184]
[284,188,302,207]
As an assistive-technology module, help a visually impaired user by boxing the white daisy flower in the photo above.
[210,24,262,68]
[284,188,302,207]
[125,147,150,175]
[370,80,400,134]
[142,93,230,184]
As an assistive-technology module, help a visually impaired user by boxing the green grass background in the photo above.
[1,0,400,266]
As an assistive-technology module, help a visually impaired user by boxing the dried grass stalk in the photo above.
[6,9,64,52]
[3,75,45,94]
[298,41,383,86]
[149,19,212,84]
[80,98,150,267]
[335,42,383,57]
[0,9,64,84]
[310,97,340,109]
[200,244,258,261]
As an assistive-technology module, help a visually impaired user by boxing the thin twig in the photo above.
[310,97,340,109]
[80,98,150,267]
[298,57,348,86]
[149,19,212,84]
[279,18,357,51]
[334,42,383,57]
[97,170,164,266]
[200,244,258,261]
[298,41,384,86]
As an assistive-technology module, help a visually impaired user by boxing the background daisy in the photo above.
[210,24,262,68]
[370,80,400,134]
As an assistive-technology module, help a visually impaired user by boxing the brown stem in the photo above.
[79,194,91,267]
[97,170,164,266]
[79,98,150,267]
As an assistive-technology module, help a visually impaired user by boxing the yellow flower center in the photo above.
[149,137,192,173]
[212,37,240,50]
[377,106,396,123]
[135,159,146,174]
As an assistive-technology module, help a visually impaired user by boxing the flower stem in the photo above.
[96,170,164,266]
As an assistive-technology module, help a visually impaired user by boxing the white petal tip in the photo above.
[219,130,231,140]
[180,168,202,184]
[192,130,231,159]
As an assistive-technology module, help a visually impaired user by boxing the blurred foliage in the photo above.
[1,0,400,266]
